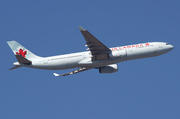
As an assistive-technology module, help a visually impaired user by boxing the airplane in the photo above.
[7,26,174,77]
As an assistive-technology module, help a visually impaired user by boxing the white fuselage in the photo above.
[23,42,173,70]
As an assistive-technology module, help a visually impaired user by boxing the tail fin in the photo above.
[7,41,41,60]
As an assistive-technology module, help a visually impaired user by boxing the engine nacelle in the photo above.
[99,64,118,73]
[108,50,126,59]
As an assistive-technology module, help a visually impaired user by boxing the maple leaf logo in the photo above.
[16,49,27,57]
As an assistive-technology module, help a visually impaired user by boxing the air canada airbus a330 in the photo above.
[7,26,174,76]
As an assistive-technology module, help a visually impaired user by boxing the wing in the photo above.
[79,26,111,60]
[53,67,91,77]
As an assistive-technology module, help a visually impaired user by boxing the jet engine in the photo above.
[99,64,118,73]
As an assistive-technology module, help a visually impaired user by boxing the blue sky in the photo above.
[1,0,180,119]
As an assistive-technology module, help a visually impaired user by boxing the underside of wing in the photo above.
[79,26,111,60]
[53,67,91,77]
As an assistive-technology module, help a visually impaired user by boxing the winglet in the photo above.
[79,26,86,31]
[53,73,60,77]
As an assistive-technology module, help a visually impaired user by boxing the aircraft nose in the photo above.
[169,44,174,51]
[165,44,174,53]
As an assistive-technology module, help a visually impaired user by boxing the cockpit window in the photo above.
[166,43,169,45]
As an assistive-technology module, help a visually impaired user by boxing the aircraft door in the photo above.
[44,58,48,64]
[82,53,86,58]
[128,48,133,52]
[159,43,163,48]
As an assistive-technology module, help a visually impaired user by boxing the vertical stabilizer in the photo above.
[7,41,42,60]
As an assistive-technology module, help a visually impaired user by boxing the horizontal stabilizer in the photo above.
[9,65,22,70]
[15,55,31,65]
